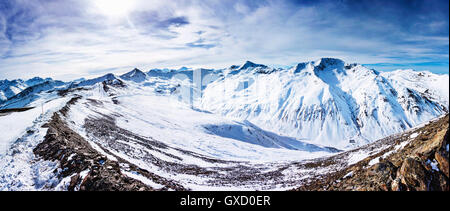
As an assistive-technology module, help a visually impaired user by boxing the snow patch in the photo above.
[122,170,164,189]
[409,132,419,139]
[347,150,370,165]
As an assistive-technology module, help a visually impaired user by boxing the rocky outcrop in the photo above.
[294,114,449,191]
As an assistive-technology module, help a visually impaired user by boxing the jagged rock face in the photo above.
[397,158,430,191]
[35,114,152,191]
[225,61,273,75]
[435,150,449,178]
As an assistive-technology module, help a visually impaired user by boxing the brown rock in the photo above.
[68,174,80,191]
[435,151,449,178]
[415,128,446,157]
[362,161,397,191]
[367,161,397,181]
[399,157,429,191]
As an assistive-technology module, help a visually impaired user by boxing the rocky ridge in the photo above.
[294,114,449,191]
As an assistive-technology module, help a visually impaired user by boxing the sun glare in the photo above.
[93,0,137,18]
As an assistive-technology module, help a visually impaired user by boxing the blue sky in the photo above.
[0,0,448,80]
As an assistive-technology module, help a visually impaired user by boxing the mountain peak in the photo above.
[229,65,240,69]
[291,58,345,74]
[25,77,52,87]
[239,61,268,70]
[317,58,344,66]
[103,73,116,79]
[178,67,191,71]
[120,68,147,83]
[313,58,346,71]
[132,68,144,74]
[27,76,44,81]
[292,62,309,73]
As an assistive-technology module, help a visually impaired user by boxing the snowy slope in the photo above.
[68,83,336,161]
[381,69,449,110]
[56,82,342,190]
[0,80,336,190]
[0,94,71,156]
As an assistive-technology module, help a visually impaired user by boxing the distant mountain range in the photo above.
[0,77,54,102]
[1,58,448,149]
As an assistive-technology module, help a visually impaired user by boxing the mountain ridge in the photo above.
[1,58,448,149]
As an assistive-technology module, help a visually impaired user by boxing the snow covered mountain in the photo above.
[200,58,449,149]
[1,80,66,109]
[0,77,53,102]
[0,77,63,107]
[0,59,448,190]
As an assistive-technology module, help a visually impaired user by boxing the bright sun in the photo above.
[93,0,137,18]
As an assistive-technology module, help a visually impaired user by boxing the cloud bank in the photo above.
[0,0,448,80]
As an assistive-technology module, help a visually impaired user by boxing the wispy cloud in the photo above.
[0,0,448,80]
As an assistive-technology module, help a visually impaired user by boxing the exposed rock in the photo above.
[69,174,80,191]
[398,157,429,191]
[366,161,397,190]
[435,151,449,178]
[434,128,449,178]
[293,114,449,191]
